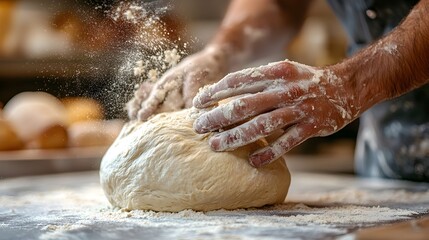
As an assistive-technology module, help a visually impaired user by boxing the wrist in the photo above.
[330,60,384,117]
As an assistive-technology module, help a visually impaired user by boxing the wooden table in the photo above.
[0,172,428,240]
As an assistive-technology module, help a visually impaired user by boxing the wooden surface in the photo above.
[355,217,429,240]
[0,172,428,240]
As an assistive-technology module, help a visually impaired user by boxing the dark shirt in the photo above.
[326,0,429,182]
[326,0,419,54]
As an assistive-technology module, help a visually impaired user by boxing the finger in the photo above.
[135,82,154,100]
[193,62,309,108]
[192,64,289,109]
[193,77,267,109]
[137,100,159,121]
[249,123,315,168]
[194,91,285,134]
[127,98,140,120]
[264,60,313,80]
[137,74,183,121]
[127,82,154,120]
[154,88,185,114]
[208,107,304,151]
[183,70,212,108]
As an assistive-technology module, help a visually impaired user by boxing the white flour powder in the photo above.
[0,182,424,240]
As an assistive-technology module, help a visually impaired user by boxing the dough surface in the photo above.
[100,108,290,212]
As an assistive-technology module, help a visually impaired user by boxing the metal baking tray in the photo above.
[0,146,108,178]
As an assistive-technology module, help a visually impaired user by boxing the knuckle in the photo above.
[279,63,299,78]
[200,113,217,130]
[254,116,274,135]
[230,99,248,116]
[219,128,247,149]
[224,73,242,88]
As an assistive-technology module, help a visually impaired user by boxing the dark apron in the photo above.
[327,0,429,181]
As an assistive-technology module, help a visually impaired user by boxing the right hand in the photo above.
[193,60,359,167]
[127,47,229,121]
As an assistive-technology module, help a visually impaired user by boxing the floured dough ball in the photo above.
[62,97,104,125]
[100,108,290,212]
[68,120,124,147]
[3,92,68,149]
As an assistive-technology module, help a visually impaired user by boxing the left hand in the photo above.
[127,47,228,121]
[193,60,359,167]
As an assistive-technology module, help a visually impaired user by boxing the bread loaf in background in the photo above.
[0,106,23,151]
[2,92,123,150]
[68,120,124,148]
[3,92,68,149]
[62,97,104,125]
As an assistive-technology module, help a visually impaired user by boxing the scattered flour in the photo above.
[163,49,181,67]
[250,69,264,78]
[382,43,399,55]
[105,1,190,119]
[311,70,323,84]
[1,172,428,239]
[372,39,400,57]
[147,69,159,82]
[41,224,85,232]
[291,188,429,205]
[133,48,182,80]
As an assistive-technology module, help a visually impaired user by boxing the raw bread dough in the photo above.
[100,108,290,212]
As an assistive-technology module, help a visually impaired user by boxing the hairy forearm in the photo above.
[207,0,312,69]
[337,0,429,113]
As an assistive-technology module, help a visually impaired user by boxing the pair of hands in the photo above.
[128,48,359,167]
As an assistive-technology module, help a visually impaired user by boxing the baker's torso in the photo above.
[326,0,429,181]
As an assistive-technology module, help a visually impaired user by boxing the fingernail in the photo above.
[193,118,206,133]
[249,150,274,168]
[137,110,150,122]
[208,135,222,151]
[249,157,262,168]
[192,95,203,108]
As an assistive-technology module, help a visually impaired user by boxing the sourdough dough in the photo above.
[100,108,290,212]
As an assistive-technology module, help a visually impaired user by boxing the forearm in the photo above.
[337,0,429,113]
[207,0,312,69]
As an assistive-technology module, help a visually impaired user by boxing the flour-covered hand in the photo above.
[193,60,359,167]
[127,47,228,121]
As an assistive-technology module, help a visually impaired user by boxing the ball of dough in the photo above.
[62,97,104,125]
[68,120,124,147]
[100,108,290,212]
[3,92,68,149]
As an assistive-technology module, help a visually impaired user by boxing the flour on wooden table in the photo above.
[0,183,424,240]
[291,188,429,205]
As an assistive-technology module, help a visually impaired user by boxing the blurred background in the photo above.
[0,0,358,177]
